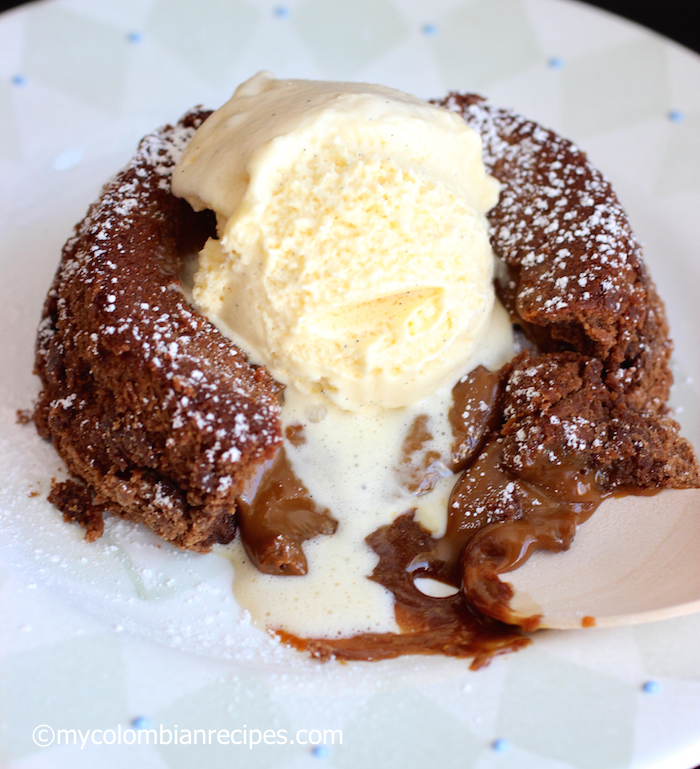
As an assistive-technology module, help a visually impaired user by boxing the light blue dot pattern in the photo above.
[422,23,437,36]
[668,110,684,122]
[132,716,153,729]
[274,6,289,17]
[642,680,662,695]
[548,56,563,69]
[493,738,511,752]
[312,744,331,758]
[11,75,26,86]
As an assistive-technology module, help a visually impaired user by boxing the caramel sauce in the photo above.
[435,382,655,628]
[277,513,530,667]
[393,369,615,630]
[237,448,337,576]
[274,367,533,665]
[449,366,503,472]
[243,364,656,663]
[455,441,603,626]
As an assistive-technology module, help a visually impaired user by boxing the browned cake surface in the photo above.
[438,93,673,414]
[34,95,699,565]
[500,352,699,491]
[34,111,282,552]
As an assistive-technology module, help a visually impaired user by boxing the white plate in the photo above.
[1,1,700,767]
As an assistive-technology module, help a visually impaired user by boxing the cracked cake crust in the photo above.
[438,93,673,414]
[34,110,282,552]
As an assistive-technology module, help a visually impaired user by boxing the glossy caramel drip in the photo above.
[449,365,503,471]
[434,440,522,582]
[237,448,337,576]
[438,439,601,578]
[277,513,530,667]
[455,441,603,626]
[394,365,504,497]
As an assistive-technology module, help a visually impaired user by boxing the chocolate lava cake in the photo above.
[33,95,699,656]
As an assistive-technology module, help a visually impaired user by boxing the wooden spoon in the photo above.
[505,489,700,629]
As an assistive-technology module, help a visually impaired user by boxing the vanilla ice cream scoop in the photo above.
[173,73,500,410]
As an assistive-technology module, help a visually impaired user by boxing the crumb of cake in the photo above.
[16,409,33,424]
[48,479,107,542]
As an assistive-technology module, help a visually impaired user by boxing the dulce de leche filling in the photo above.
[235,361,654,665]
[236,446,338,576]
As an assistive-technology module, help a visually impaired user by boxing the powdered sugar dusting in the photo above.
[34,110,283,551]
[440,94,647,357]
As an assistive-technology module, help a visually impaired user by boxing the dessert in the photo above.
[34,76,699,666]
